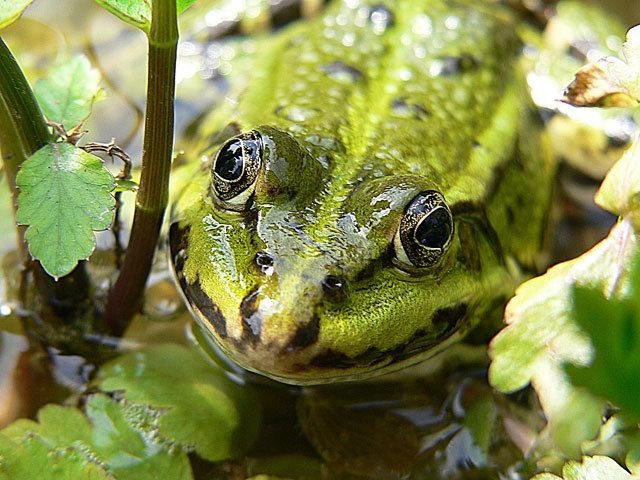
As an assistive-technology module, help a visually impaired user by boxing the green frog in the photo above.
[169,0,558,385]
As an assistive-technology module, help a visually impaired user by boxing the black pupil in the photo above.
[415,208,452,249]
[215,140,244,181]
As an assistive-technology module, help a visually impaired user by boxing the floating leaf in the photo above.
[0,0,33,30]
[0,394,191,480]
[16,142,115,278]
[95,0,197,32]
[95,343,261,462]
[34,55,104,129]
[563,25,640,107]
[532,455,637,480]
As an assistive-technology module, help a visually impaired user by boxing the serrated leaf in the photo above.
[489,126,640,457]
[0,0,33,30]
[34,55,104,129]
[0,394,191,479]
[563,25,640,107]
[488,218,637,456]
[95,0,197,32]
[532,455,638,480]
[16,142,115,278]
[95,343,261,462]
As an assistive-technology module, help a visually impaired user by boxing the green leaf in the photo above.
[532,456,638,480]
[565,258,640,421]
[34,55,104,129]
[95,0,197,33]
[95,343,261,461]
[0,394,191,479]
[16,142,115,278]
[0,0,33,30]
[563,25,640,107]
[489,131,640,456]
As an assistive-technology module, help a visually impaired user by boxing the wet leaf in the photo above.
[34,55,104,129]
[95,0,197,33]
[489,131,640,455]
[532,455,637,480]
[95,343,261,462]
[16,142,115,278]
[563,25,640,107]
[0,394,191,479]
[0,0,33,30]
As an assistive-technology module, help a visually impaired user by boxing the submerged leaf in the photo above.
[563,25,640,107]
[0,394,191,479]
[16,142,115,278]
[34,55,104,129]
[532,455,637,480]
[95,0,197,32]
[0,0,33,30]
[95,343,261,462]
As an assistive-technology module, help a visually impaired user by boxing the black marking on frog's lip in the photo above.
[285,314,320,352]
[240,286,262,343]
[185,279,228,338]
[307,302,468,370]
[169,222,228,338]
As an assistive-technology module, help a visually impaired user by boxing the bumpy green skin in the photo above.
[170,0,555,385]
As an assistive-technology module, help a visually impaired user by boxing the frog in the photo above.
[168,0,558,385]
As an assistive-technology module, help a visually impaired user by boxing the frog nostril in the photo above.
[254,251,274,274]
[322,275,346,300]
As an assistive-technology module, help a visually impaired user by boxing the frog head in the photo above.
[170,126,513,384]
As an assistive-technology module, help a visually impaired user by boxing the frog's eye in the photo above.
[393,190,454,270]
[211,131,263,210]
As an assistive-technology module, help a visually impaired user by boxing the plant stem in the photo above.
[104,0,178,335]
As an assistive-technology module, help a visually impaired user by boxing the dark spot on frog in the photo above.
[285,314,320,352]
[321,61,364,83]
[505,205,515,225]
[322,275,346,301]
[241,286,262,343]
[254,251,274,274]
[456,221,482,272]
[307,303,468,370]
[433,54,479,76]
[432,303,468,332]
[368,4,395,32]
[184,279,228,338]
[168,223,189,275]
[391,97,430,119]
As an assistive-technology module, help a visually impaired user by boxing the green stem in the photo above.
[104,0,178,335]
[0,37,91,322]
[0,37,50,184]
